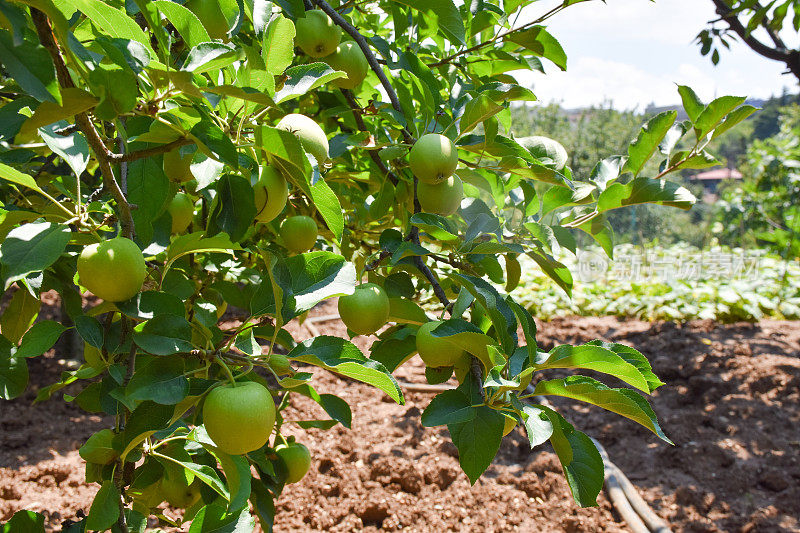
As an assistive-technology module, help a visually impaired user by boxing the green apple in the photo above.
[408,133,459,184]
[77,237,146,302]
[253,166,289,223]
[517,135,568,170]
[161,476,202,509]
[416,320,465,368]
[268,353,292,376]
[325,41,369,89]
[279,215,318,253]
[163,148,194,183]
[275,442,311,484]
[337,283,390,336]
[167,192,194,234]
[276,113,329,164]
[295,10,341,58]
[203,381,276,455]
[417,175,463,216]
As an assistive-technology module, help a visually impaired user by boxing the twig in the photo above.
[30,8,135,238]
[111,137,192,163]
[312,0,413,143]
[341,89,400,185]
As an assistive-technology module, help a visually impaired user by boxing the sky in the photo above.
[512,0,798,110]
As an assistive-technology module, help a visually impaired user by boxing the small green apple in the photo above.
[338,283,390,335]
[325,41,369,89]
[408,133,458,184]
[276,113,329,165]
[416,320,465,368]
[203,381,276,455]
[253,167,288,223]
[279,215,318,253]
[77,237,146,302]
[295,10,341,58]
[417,175,463,216]
[163,148,194,183]
[167,192,194,234]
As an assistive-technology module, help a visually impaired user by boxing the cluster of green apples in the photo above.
[409,133,463,216]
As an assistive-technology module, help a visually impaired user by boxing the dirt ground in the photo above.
[1,301,799,532]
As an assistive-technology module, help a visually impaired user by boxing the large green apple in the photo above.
[279,215,318,253]
[253,166,288,223]
[408,133,458,184]
[275,442,311,484]
[276,113,329,165]
[416,320,465,368]
[517,135,568,170]
[325,41,369,89]
[167,192,194,234]
[295,10,341,58]
[337,283,390,335]
[203,381,276,455]
[417,175,463,216]
[163,148,194,183]
[77,237,146,302]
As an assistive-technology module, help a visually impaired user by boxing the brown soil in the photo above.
[2,303,799,532]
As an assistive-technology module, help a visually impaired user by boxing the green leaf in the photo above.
[0,335,28,400]
[190,118,239,167]
[79,429,117,464]
[0,288,40,344]
[287,336,403,404]
[527,248,573,297]
[449,273,517,354]
[263,14,296,75]
[212,452,252,512]
[0,162,45,193]
[622,111,677,177]
[520,404,553,447]
[585,340,664,393]
[63,0,156,57]
[120,401,174,459]
[0,222,71,288]
[285,251,356,315]
[677,85,704,122]
[133,315,194,355]
[368,327,417,373]
[394,0,466,45]
[188,504,255,533]
[425,319,496,371]
[460,94,504,136]
[127,155,170,246]
[597,177,696,212]
[183,42,238,73]
[88,63,139,121]
[21,89,97,134]
[275,63,346,103]
[694,95,747,139]
[116,291,186,321]
[153,0,211,48]
[157,455,230,500]
[711,105,758,140]
[0,31,60,103]
[448,405,504,484]
[421,389,475,426]
[387,297,428,325]
[164,232,241,275]
[126,357,189,405]
[534,344,654,393]
[534,376,671,443]
[16,320,65,358]
[1,510,45,533]
[250,479,276,532]
[508,26,567,71]
[85,481,120,531]
[207,174,257,242]
[409,213,459,242]
[539,406,604,508]
[39,121,91,179]
[289,385,353,428]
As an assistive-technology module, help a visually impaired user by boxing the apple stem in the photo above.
[216,356,238,387]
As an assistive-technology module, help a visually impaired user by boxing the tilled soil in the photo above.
[1,302,799,532]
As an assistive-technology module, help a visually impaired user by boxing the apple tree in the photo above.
[0,0,755,530]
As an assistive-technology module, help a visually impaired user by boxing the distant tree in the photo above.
[697,0,800,82]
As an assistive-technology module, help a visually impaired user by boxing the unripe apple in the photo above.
[253,167,288,223]
[408,133,458,184]
[203,381,276,455]
[167,192,194,234]
[337,283,390,336]
[416,320,465,368]
[417,175,463,216]
[517,135,568,170]
[276,113,329,165]
[77,237,146,302]
[295,10,341,58]
[280,215,318,253]
[275,442,311,484]
[325,41,369,89]
[163,148,194,183]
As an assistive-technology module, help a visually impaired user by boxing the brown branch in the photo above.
[341,89,400,186]
[311,0,414,143]
[710,0,800,80]
[112,137,192,163]
[365,249,391,271]
[30,8,136,238]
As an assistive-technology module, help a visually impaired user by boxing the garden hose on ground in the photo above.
[396,380,672,533]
